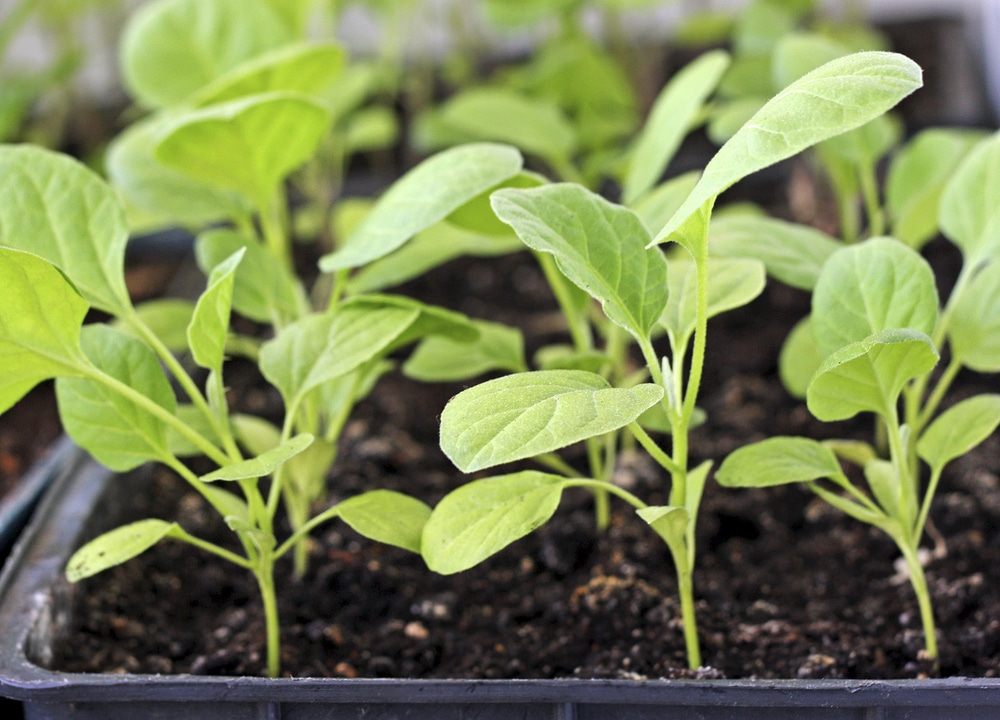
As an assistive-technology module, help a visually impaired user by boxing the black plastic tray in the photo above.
[1,451,999,720]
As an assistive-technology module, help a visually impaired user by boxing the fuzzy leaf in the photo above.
[806,329,939,422]
[0,248,90,413]
[447,171,547,237]
[623,50,730,205]
[188,248,243,371]
[403,320,526,382]
[950,260,1000,372]
[337,491,432,554]
[917,394,1000,474]
[320,143,523,271]
[939,132,1000,266]
[440,370,663,473]
[66,520,180,582]
[778,316,822,399]
[492,183,668,341]
[716,436,844,488]
[422,471,569,574]
[653,52,922,245]
[0,145,131,315]
[57,326,177,471]
[201,433,313,482]
[811,238,938,359]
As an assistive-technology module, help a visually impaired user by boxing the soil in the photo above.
[49,228,1000,682]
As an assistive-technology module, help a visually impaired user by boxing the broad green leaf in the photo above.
[709,214,840,291]
[825,439,878,468]
[202,485,250,522]
[106,114,248,230]
[717,56,774,100]
[622,50,730,205]
[659,257,766,350]
[534,346,610,374]
[166,404,222,457]
[403,320,526,382]
[188,248,243,371]
[864,458,899,517]
[155,92,332,209]
[447,171,547,237]
[491,184,668,341]
[346,221,522,294]
[0,145,132,315]
[320,143,523,271]
[811,238,938,359]
[772,32,850,89]
[340,294,478,351]
[440,370,663,473]
[950,260,1000,371]
[806,329,939,422]
[259,305,418,409]
[778,316,822,399]
[337,490,432,554]
[0,248,90,413]
[66,519,180,582]
[120,0,292,109]
[716,436,843,488]
[57,325,177,471]
[201,433,313,482]
[196,229,302,325]
[190,43,345,107]
[422,471,570,574]
[636,505,689,571]
[653,52,922,245]
[419,88,577,163]
[123,299,196,353]
[917,394,1000,473]
[886,128,987,250]
[939,132,1000,266]
[630,171,700,235]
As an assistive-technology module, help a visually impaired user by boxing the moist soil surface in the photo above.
[50,234,1000,682]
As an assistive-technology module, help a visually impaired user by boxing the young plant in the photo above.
[421,51,922,670]
[717,173,1000,665]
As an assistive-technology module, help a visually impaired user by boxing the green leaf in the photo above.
[707,97,766,145]
[886,128,987,250]
[806,329,939,422]
[201,433,313,482]
[950,260,1000,372]
[939,132,1000,266]
[771,32,851,89]
[653,52,922,245]
[66,519,180,582]
[659,257,765,350]
[196,229,302,325]
[623,50,730,205]
[343,106,400,155]
[259,305,418,410]
[0,248,90,413]
[155,92,331,209]
[447,171,547,237]
[440,370,663,473]
[636,505,690,571]
[190,43,346,106]
[337,490,432,554]
[0,145,132,315]
[716,436,844,488]
[403,320,526,382]
[166,404,222,457]
[818,114,901,167]
[320,143,523,271]
[188,248,243,371]
[120,0,292,109]
[709,214,841,291]
[57,325,178,471]
[422,471,570,574]
[491,183,668,341]
[534,346,610,374]
[231,414,282,457]
[778,316,822,399]
[811,238,938,359]
[863,458,900,517]
[340,294,478,351]
[917,394,1000,473]
[629,171,700,234]
[122,299,197,353]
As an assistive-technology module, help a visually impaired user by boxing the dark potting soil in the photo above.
[48,236,1000,682]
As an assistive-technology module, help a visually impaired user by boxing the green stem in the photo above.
[260,192,292,272]
[887,410,919,534]
[171,525,253,570]
[678,567,702,669]
[681,251,709,429]
[275,504,342,559]
[915,466,943,542]
[629,422,684,476]
[915,357,962,433]
[858,159,884,238]
[564,478,647,511]
[534,453,584,478]
[255,557,282,678]
[535,251,592,351]
[899,541,939,663]
[587,437,610,530]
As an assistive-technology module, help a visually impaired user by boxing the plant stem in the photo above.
[629,422,684,476]
[254,556,282,678]
[535,251,592,351]
[260,192,292,272]
[858,159,884,238]
[899,541,939,664]
[678,567,702,668]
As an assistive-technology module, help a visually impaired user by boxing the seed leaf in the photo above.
[492,183,668,341]
[939,132,1000,266]
[201,433,314,482]
[917,394,1000,474]
[653,52,922,245]
[440,370,663,473]
[422,471,570,574]
[66,519,180,583]
[811,238,938,359]
[320,143,523,271]
[637,506,690,571]
[188,248,243,372]
[806,329,939,422]
[716,436,844,488]
[0,145,131,315]
[337,491,432,554]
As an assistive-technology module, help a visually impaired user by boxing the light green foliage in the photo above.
[917,395,1000,474]
[201,434,314,482]
[440,370,663,473]
[337,491,432,554]
[126,300,197,354]
[66,520,181,583]
[716,436,843,487]
[188,249,243,372]
[950,261,1000,371]
[939,132,1000,266]
[630,171,700,235]
[404,320,527,382]
[492,183,668,341]
[320,143,523,271]
[778,317,821,399]
[120,0,292,109]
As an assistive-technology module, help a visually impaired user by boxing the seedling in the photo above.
[422,51,922,669]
